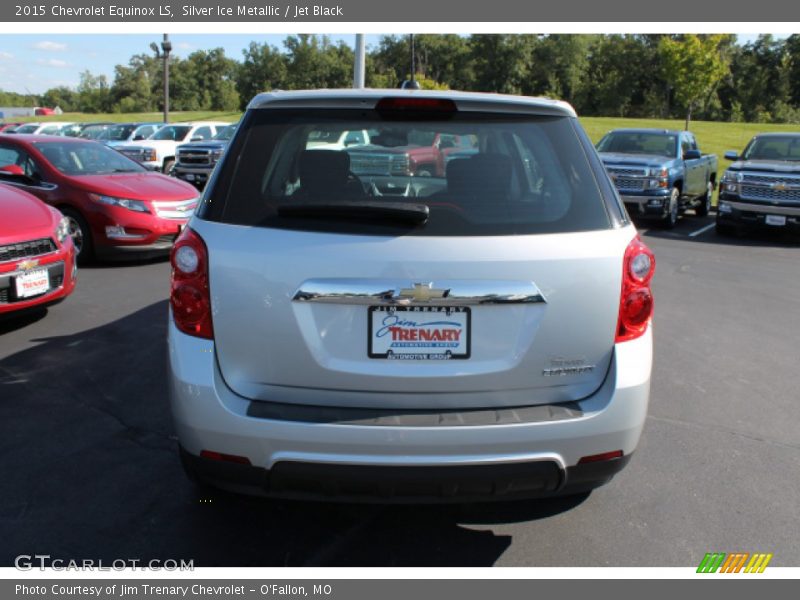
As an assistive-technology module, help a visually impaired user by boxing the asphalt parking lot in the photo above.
[1,214,798,567]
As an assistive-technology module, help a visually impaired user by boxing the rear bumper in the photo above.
[168,320,652,502]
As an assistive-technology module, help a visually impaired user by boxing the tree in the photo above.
[658,35,732,129]
[469,35,539,95]
[236,41,288,106]
[75,71,111,113]
[283,35,353,90]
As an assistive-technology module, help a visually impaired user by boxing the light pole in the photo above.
[353,34,365,89]
[161,34,172,124]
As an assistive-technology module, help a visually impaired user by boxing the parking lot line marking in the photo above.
[689,223,716,237]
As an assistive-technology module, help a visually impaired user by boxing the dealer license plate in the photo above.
[368,306,471,360]
[15,269,49,298]
[765,215,786,226]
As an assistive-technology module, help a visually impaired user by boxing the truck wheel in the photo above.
[163,159,175,175]
[415,166,434,177]
[60,208,94,265]
[661,187,680,229]
[696,180,713,217]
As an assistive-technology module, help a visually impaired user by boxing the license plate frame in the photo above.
[765,214,786,226]
[368,306,471,360]
[15,269,50,298]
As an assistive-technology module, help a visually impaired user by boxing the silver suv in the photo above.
[167,90,655,502]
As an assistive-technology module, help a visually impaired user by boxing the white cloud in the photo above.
[36,58,70,68]
[0,52,13,60]
[32,41,67,52]
[177,42,193,50]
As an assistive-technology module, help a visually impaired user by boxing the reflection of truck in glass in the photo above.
[597,128,718,228]
[346,131,476,178]
[716,133,800,235]
[306,129,371,150]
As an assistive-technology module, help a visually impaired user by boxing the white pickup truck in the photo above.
[116,122,228,173]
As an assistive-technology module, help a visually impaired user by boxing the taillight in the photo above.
[616,235,655,343]
[170,227,213,339]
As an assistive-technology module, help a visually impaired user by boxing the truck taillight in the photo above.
[170,227,213,339]
[616,235,655,343]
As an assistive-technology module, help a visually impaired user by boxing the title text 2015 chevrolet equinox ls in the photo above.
[167,90,655,503]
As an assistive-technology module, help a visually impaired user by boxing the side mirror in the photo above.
[0,164,24,176]
[133,134,145,141]
[683,149,702,160]
[724,150,739,161]
[191,136,203,142]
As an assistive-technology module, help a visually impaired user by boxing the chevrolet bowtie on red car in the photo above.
[0,135,199,263]
[0,181,76,317]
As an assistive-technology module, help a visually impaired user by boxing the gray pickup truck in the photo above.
[597,128,718,228]
[717,133,800,235]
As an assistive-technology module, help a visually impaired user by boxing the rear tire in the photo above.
[696,180,713,217]
[163,158,175,175]
[60,208,94,265]
[661,187,680,229]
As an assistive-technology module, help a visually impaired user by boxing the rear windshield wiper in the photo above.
[277,201,429,225]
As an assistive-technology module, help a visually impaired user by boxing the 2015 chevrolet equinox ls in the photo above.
[167,90,655,502]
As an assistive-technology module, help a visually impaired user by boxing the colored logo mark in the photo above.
[697,552,773,573]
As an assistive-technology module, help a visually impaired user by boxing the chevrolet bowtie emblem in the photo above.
[772,182,787,191]
[397,282,449,302]
[19,259,39,271]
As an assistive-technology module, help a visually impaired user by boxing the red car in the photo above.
[0,135,199,263]
[0,181,76,316]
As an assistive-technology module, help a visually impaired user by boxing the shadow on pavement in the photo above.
[0,300,586,567]
[0,307,48,335]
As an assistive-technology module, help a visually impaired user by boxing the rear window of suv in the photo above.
[201,108,612,236]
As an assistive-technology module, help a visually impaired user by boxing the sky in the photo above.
[0,34,384,95]
[0,33,786,96]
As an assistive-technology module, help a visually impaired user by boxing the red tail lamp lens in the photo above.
[616,235,656,343]
[170,228,213,339]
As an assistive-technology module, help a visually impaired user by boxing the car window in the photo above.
[203,109,612,237]
[597,132,677,157]
[194,126,212,140]
[742,136,800,161]
[152,125,191,141]
[344,131,365,146]
[40,125,62,136]
[0,145,43,179]
[34,141,146,175]
[213,125,237,141]
[14,124,39,134]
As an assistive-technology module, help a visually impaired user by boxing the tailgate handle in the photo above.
[292,279,546,306]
